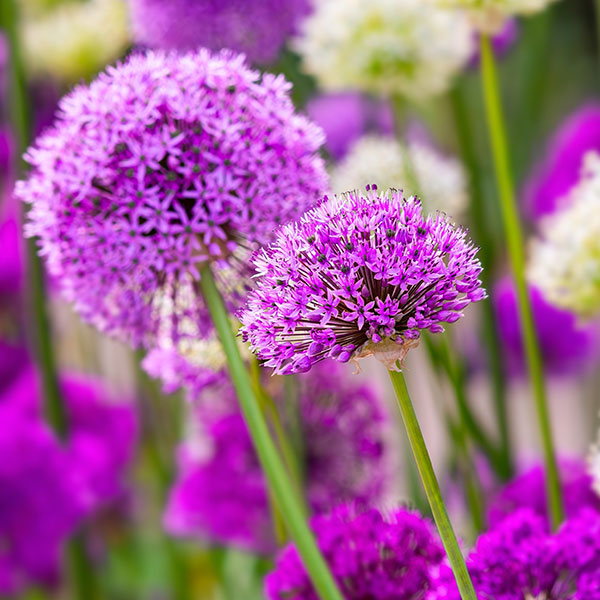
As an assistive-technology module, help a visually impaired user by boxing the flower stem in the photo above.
[388,370,477,600]
[198,265,344,600]
[479,35,564,528]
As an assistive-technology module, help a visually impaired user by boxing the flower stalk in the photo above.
[198,264,344,600]
[479,35,564,528]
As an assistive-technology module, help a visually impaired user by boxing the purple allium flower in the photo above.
[0,215,24,310]
[164,363,390,553]
[468,18,519,67]
[239,188,485,375]
[432,508,600,600]
[265,504,445,600]
[17,49,327,349]
[493,276,600,376]
[524,103,600,220]
[128,0,310,64]
[487,457,600,529]
[305,93,394,160]
[0,404,84,594]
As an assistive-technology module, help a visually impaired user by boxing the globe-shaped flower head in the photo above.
[265,504,445,600]
[240,188,485,375]
[17,49,328,348]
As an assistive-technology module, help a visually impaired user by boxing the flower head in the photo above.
[330,135,468,218]
[493,277,600,376]
[295,0,473,99]
[17,49,327,349]
[265,504,444,600]
[164,363,391,553]
[240,189,485,375]
[433,508,600,600]
[529,151,600,318]
[128,0,310,64]
[524,104,600,220]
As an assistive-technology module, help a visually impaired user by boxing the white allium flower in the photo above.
[330,135,468,217]
[529,151,600,318]
[21,0,130,83]
[295,0,474,99]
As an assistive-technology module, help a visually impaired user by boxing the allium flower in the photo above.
[240,189,485,375]
[432,508,600,600]
[487,458,600,529]
[305,93,394,160]
[524,104,600,220]
[295,0,473,100]
[529,151,600,317]
[493,277,600,376]
[265,504,444,600]
[164,363,390,553]
[21,0,130,84]
[128,0,310,65]
[17,49,327,349]
[330,135,468,218]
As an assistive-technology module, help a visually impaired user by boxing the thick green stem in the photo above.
[198,265,343,600]
[388,370,477,600]
[479,36,564,528]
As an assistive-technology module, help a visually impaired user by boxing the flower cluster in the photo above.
[433,508,600,600]
[330,135,468,218]
[128,0,310,65]
[265,504,444,600]
[17,49,327,349]
[21,0,130,83]
[164,363,391,552]
[240,189,485,375]
[295,0,473,99]
[529,151,600,317]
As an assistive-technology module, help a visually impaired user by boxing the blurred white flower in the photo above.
[21,0,130,83]
[330,134,468,218]
[529,151,600,318]
[295,0,473,99]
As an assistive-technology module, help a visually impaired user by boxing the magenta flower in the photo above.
[265,504,445,600]
[164,363,391,553]
[17,49,327,349]
[524,103,600,219]
[128,0,310,64]
[487,457,600,529]
[432,509,600,600]
[240,188,485,375]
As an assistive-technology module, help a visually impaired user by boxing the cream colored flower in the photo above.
[529,151,600,318]
[295,0,473,99]
[330,135,468,217]
[21,0,130,83]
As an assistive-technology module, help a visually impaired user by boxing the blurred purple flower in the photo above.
[487,457,600,529]
[128,0,310,64]
[265,504,444,600]
[493,276,600,376]
[17,49,327,350]
[433,508,600,600]
[524,103,600,219]
[164,363,390,553]
[240,189,485,375]
[305,93,394,160]
[468,18,519,67]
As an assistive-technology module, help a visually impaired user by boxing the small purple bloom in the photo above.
[493,276,600,376]
[265,504,445,600]
[17,49,327,350]
[468,18,519,67]
[487,457,600,529]
[524,103,600,219]
[433,508,600,600]
[164,363,391,553]
[240,188,485,375]
[128,0,310,64]
[305,93,394,160]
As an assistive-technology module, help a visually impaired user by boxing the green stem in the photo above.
[479,36,564,528]
[198,265,344,600]
[388,370,477,600]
